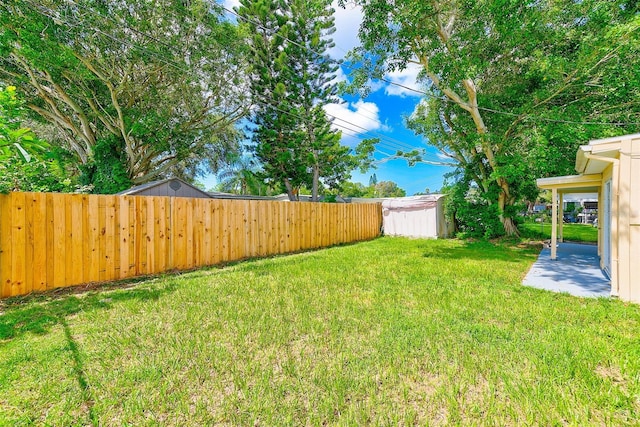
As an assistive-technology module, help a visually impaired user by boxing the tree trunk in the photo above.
[426,15,521,237]
[284,178,297,201]
[502,216,519,236]
[497,178,519,236]
[311,163,320,202]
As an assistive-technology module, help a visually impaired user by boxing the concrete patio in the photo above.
[523,242,611,298]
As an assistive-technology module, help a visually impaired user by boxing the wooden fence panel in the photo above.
[0,192,382,298]
[31,193,47,292]
[0,195,10,297]
[10,193,26,296]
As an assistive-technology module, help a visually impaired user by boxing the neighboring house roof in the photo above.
[273,194,349,203]
[208,192,276,201]
[119,178,281,200]
[118,178,212,199]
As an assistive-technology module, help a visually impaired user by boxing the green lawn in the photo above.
[1,238,639,425]
[519,221,599,243]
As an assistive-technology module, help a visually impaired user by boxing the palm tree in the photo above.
[216,154,268,195]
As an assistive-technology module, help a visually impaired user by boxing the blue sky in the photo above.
[330,85,454,195]
[205,1,454,195]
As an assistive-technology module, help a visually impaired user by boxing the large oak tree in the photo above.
[347,0,639,235]
[1,0,248,192]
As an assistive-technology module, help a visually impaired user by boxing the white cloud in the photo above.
[384,62,423,97]
[330,1,363,59]
[323,100,386,147]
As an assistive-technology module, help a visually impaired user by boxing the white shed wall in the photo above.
[384,207,439,238]
[381,195,449,239]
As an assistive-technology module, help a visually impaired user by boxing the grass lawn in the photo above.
[519,221,598,243]
[1,237,639,425]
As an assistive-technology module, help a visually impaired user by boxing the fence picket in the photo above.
[0,192,381,297]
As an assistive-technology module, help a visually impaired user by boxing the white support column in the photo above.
[611,160,620,297]
[551,188,558,260]
[558,192,564,243]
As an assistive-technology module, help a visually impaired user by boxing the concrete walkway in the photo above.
[523,242,611,298]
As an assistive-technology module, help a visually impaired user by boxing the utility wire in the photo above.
[83,0,423,149]
[22,1,432,155]
[28,0,444,160]
[249,92,453,166]
[223,4,640,127]
[43,1,640,129]
[26,1,618,167]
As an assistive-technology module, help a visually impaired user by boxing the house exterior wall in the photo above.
[616,136,640,302]
[593,135,640,302]
[537,133,640,303]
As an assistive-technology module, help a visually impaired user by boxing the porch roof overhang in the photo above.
[536,173,602,193]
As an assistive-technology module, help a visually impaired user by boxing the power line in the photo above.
[19,1,454,166]
[22,1,434,162]
[30,2,640,129]
[23,1,191,74]
[249,91,453,166]
[25,0,621,170]
[23,3,409,148]
[14,0,455,173]
[223,4,640,127]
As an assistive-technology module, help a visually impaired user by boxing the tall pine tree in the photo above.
[238,0,364,201]
[238,0,307,200]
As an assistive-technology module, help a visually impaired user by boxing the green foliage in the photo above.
[339,181,368,197]
[215,152,282,196]
[239,0,371,201]
[0,85,77,193]
[0,86,49,162]
[0,151,76,194]
[79,137,131,194]
[338,179,407,198]
[348,0,640,236]
[1,0,246,184]
[444,178,504,239]
[368,181,406,198]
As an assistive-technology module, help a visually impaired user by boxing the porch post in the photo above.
[551,188,558,260]
[558,192,564,243]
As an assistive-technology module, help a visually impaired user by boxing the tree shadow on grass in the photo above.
[422,240,541,263]
[0,278,177,342]
[0,278,177,426]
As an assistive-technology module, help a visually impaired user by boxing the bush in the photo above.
[0,155,76,194]
[80,136,131,194]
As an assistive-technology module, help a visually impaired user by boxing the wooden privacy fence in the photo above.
[0,192,382,298]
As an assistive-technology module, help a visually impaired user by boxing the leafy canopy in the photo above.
[1,0,249,192]
[345,0,640,236]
